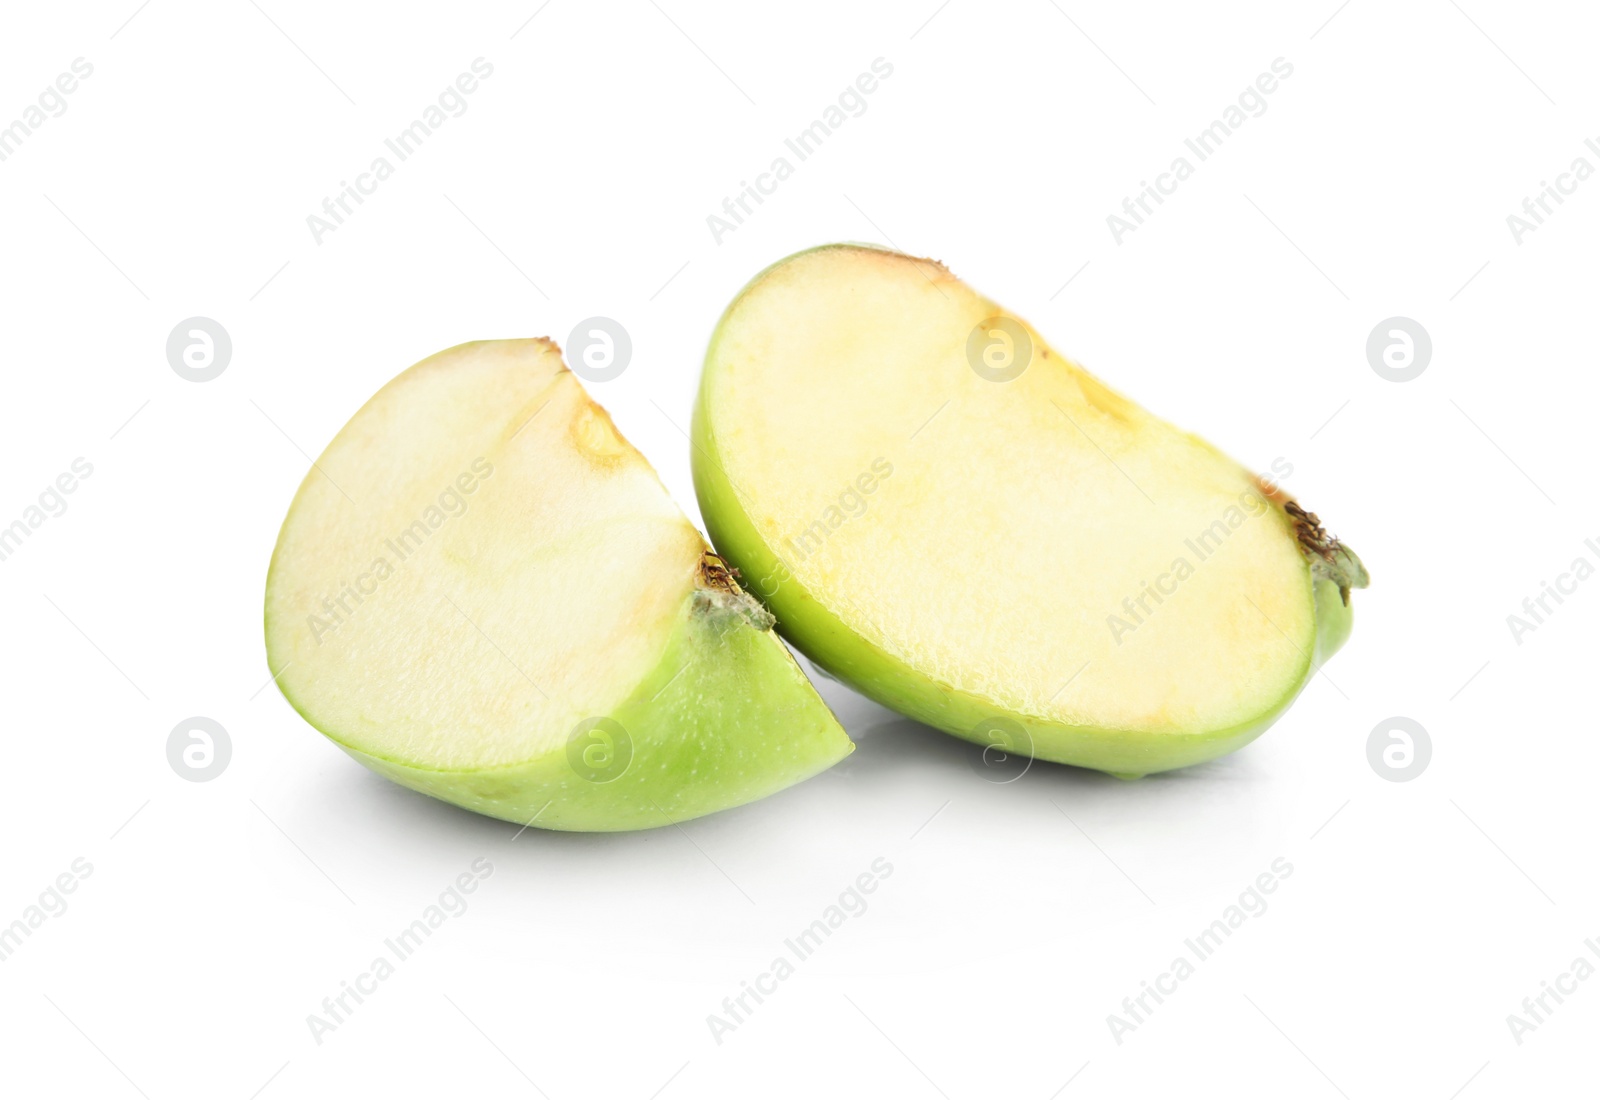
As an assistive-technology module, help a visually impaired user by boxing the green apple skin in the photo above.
[279,585,852,833]
[690,250,1356,779]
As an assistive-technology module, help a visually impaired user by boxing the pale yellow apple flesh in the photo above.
[692,245,1366,776]
[265,339,851,830]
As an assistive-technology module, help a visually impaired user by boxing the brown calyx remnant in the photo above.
[698,550,741,592]
[1284,501,1337,562]
[1282,501,1370,605]
[694,550,777,631]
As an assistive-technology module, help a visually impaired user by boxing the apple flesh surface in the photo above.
[691,244,1367,777]
[265,339,852,831]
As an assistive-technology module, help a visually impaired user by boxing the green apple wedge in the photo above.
[265,338,851,831]
[691,244,1367,778]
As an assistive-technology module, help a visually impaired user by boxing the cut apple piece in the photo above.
[265,339,851,831]
[692,244,1367,777]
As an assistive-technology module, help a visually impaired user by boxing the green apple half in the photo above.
[265,339,851,831]
[691,244,1368,778]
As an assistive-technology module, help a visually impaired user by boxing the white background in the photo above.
[0,1,1594,1097]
